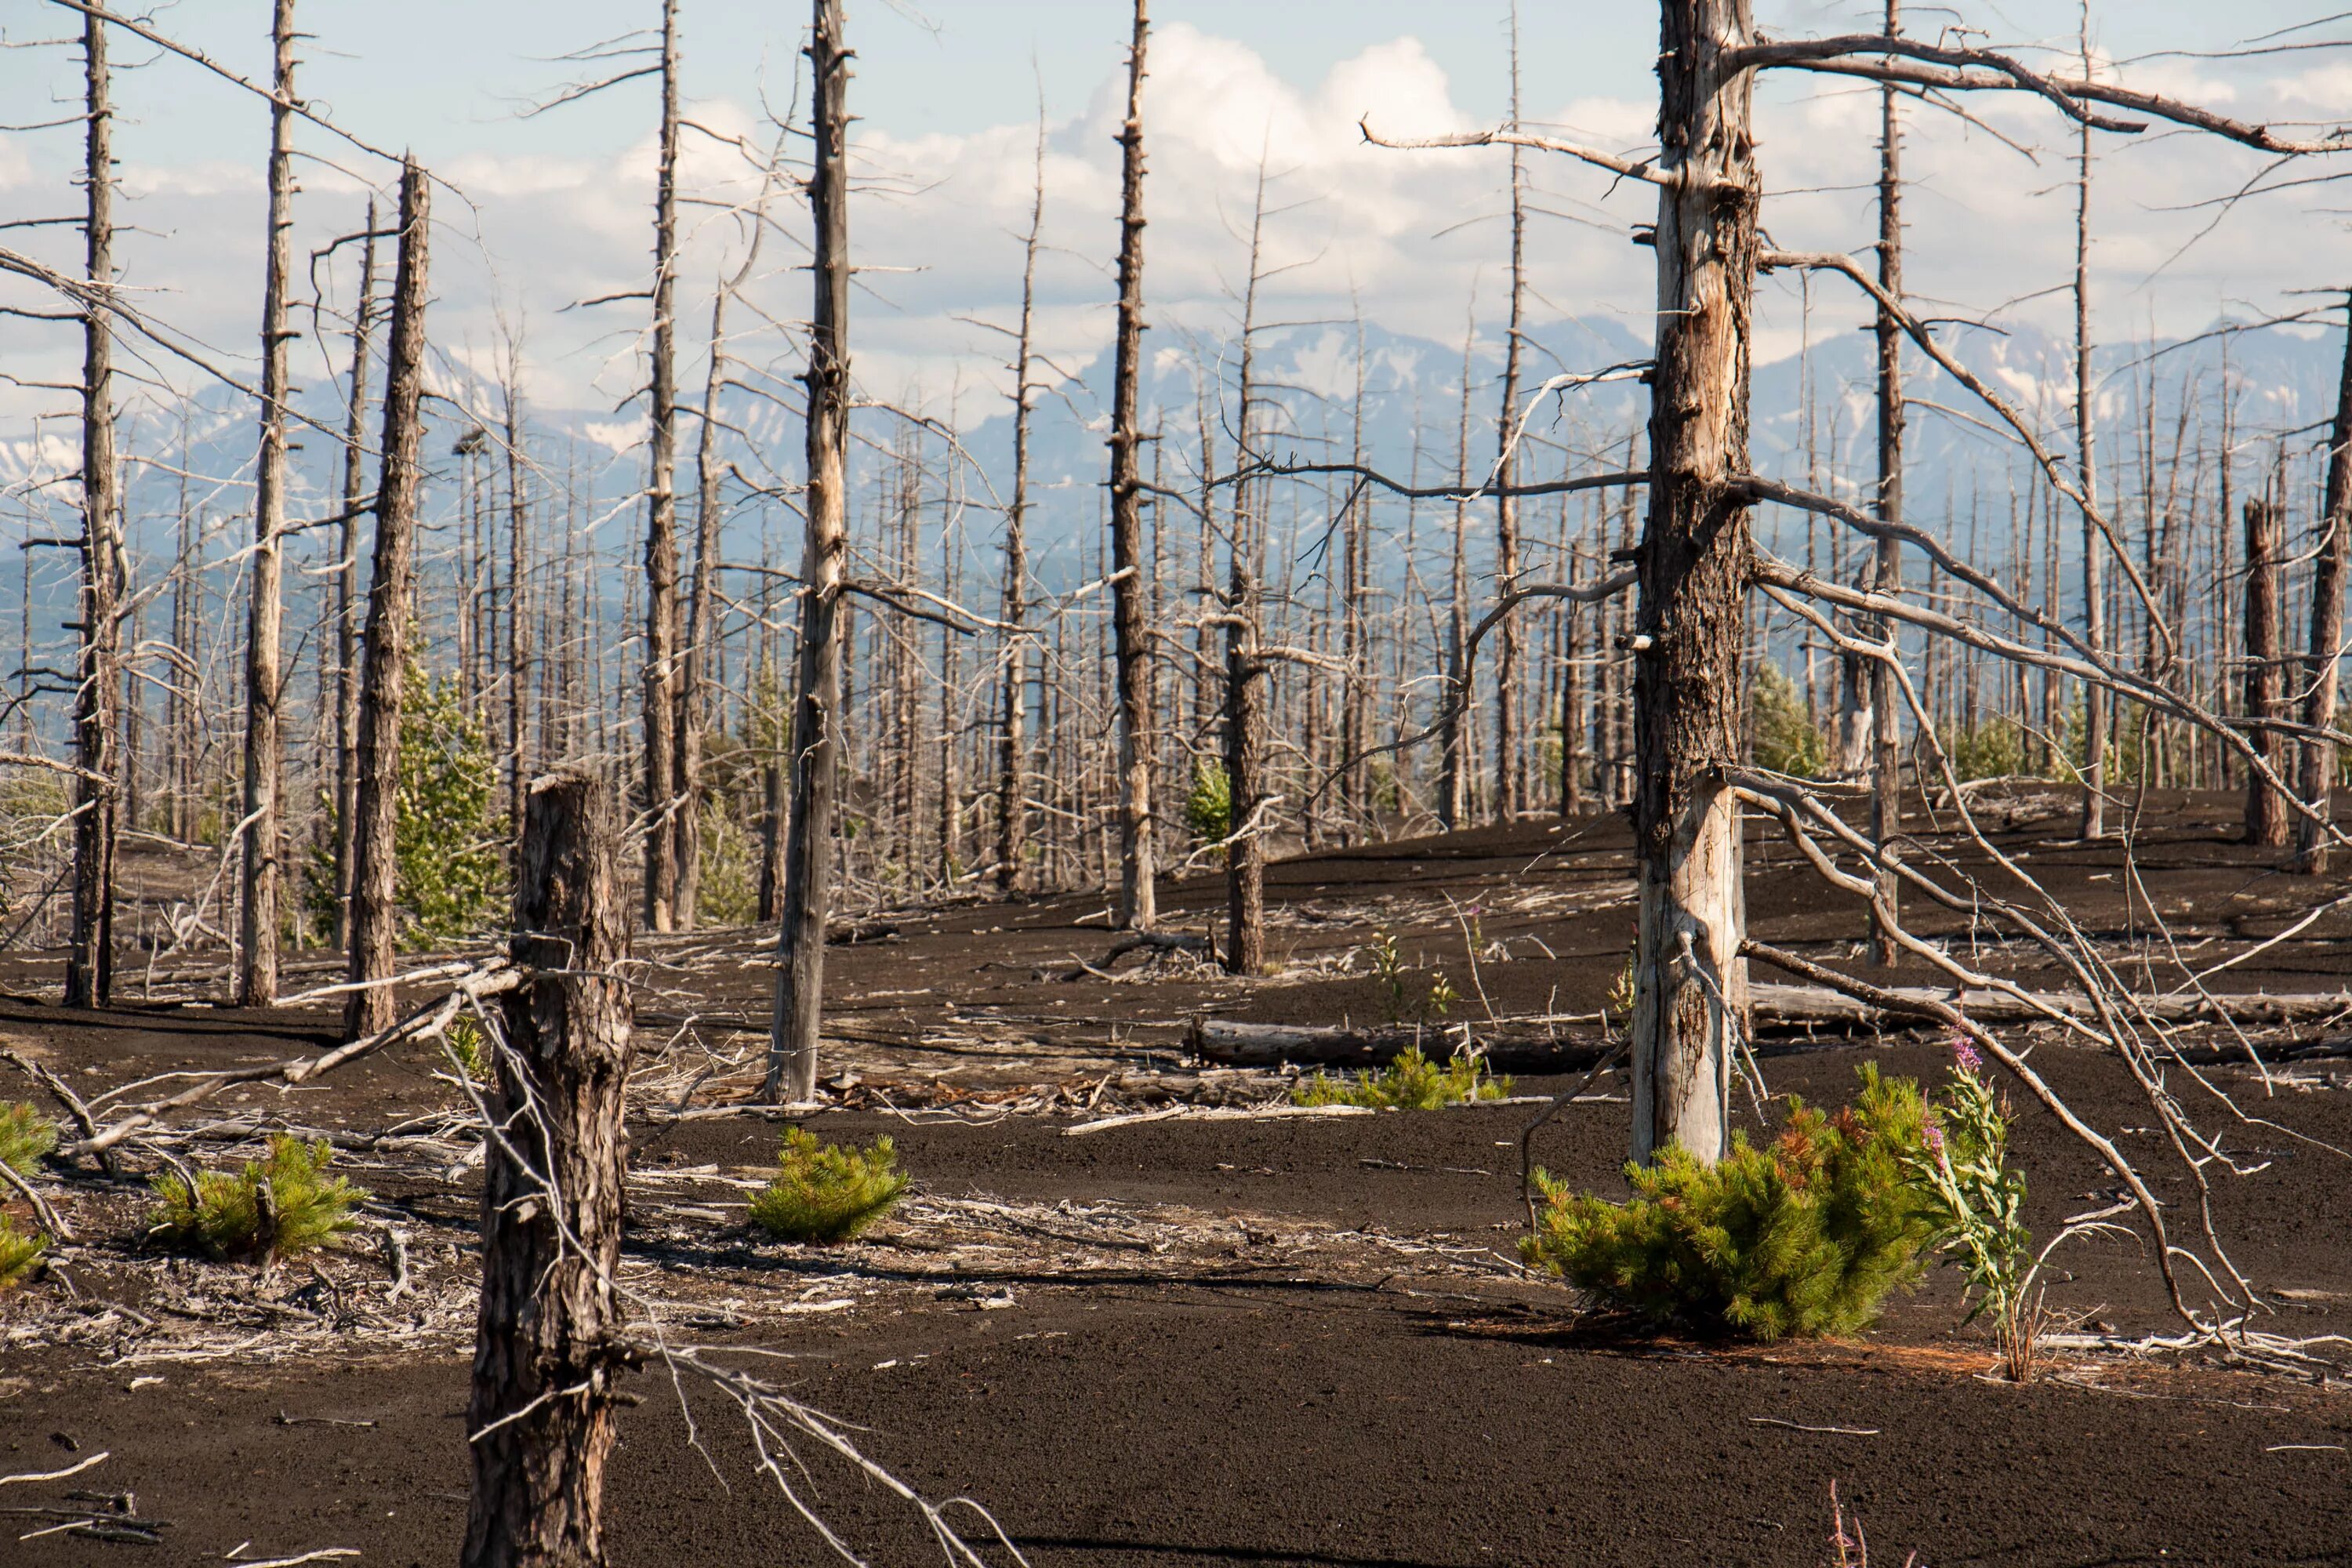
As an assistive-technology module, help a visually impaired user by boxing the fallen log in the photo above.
[1189,1018,1612,1073]
[1748,981,2352,1029]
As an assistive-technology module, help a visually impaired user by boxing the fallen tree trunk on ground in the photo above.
[1748,982,2352,1029]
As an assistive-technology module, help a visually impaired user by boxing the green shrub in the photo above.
[148,1135,367,1262]
[1938,717,2026,782]
[1181,757,1232,846]
[444,1014,492,1083]
[1522,1065,1933,1341]
[1904,1039,2041,1376]
[0,1217,42,1291]
[749,1127,908,1243]
[1751,662,1830,779]
[0,1101,58,1176]
[304,667,503,948]
[1293,1044,1512,1110]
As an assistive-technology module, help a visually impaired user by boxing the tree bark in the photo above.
[765,0,851,1105]
[1630,0,1759,1167]
[640,0,684,932]
[66,6,122,1010]
[1108,0,1159,930]
[2243,492,2285,846]
[343,162,431,1042]
[331,201,379,952]
[1867,0,1904,967]
[238,0,298,1006]
[2291,303,2352,875]
[463,771,633,1568]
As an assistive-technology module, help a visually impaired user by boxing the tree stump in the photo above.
[464,771,633,1568]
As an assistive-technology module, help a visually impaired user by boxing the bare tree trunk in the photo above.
[66,6,121,1009]
[2291,303,2352,875]
[503,348,532,866]
[2239,491,2277,851]
[1630,0,1759,1168]
[1438,319,1475,830]
[1867,0,1905,967]
[343,162,431,1042]
[2074,13,2108,841]
[1223,168,1272,976]
[1108,0,1159,930]
[641,0,684,932]
[994,118,1045,898]
[463,771,633,1568]
[674,282,735,927]
[331,201,379,952]
[1493,5,1529,822]
[764,0,851,1105]
[238,0,298,1006]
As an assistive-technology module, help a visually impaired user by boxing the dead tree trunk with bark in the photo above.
[2291,303,2352,875]
[330,201,379,952]
[994,131,1044,897]
[1867,0,1904,967]
[1493,6,1530,822]
[238,0,299,1006]
[2074,16,2108,843]
[1107,0,1159,930]
[503,346,532,864]
[462,771,633,1568]
[66,6,122,1009]
[2243,491,2285,846]
[1628,0,1759,1166]
[765,0,851,1105]
[641,0,685,932]
[343,162,431,1042]
[1221,167,1275,975]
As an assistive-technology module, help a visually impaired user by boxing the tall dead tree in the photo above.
[65,5,122,1009]
[764,0,851,1105]
[1222,167,1274,976]
[238,0,299,1006]
[2245,486,2288,845]
[1106,0,1159,929]
[994,118,1045,897]
[330,201,379,951]
[1867,0,1904,965]
[641,0,685,931]
[2291,304,2352,875]
[2073,11,2108,842]
[343,162,431,1042]
[1625,0,1759,1164]
[463,771,633,1568]
[503,336,532,860]
[1492,4,1530,822]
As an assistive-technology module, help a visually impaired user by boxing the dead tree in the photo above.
[1107,0,1159,929]
[1866,0,1904,966]
[2072,13,2107,842]
[463,771,633,1568]
[993,124,1044,897]
[1221,167,1276,976]
[502,334,532,862]
[641,0,685,931]
[64,9,123,1009]
[344,162,431,1042]
[2291,302,2352,875]
[2243,490,2286,845]
[1437,318,1475,830]
[331,201,380,951]
[764,0,851,1104]
[1493,5,1530,822]
[238,0,299,1006]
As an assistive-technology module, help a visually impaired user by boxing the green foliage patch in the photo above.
[749,1127,909,1244]
[0,1101,58,1177]
[1522,1066,1933,1341]
[148,1135,368,1263]
[1293,1044,1512,1110]
[1181,757,1232,848]
[0,1216,42,1291]
[1751,662,1831,779]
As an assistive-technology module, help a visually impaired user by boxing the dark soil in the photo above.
[5,792,2352,1566]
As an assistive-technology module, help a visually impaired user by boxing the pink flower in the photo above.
[1924,1121,1946,1156]
[1951,1035,1984,1076]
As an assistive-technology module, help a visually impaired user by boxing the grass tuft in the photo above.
[0,1216,43,1290]
[1292,1044,1512,1110]
[749,1127,909,1244]
[0,1101,58,1176]
[147,1135,368,1262]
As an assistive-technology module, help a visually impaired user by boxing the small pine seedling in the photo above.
[0,1101,59,1176]
[1293,1044,1512,1110]
[0,1216,43,1291]
[749,1127,909,1244]
[148,1135,368,1263]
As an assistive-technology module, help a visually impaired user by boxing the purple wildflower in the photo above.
[1951,1034,1984,1076]
[1923,1120,1946,1156]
